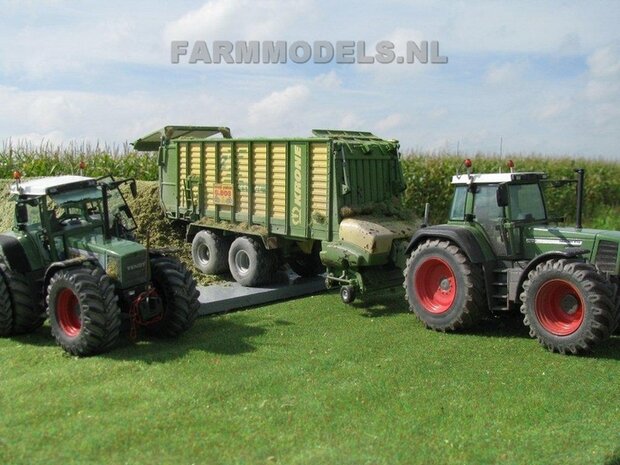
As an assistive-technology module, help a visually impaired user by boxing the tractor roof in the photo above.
[11,175,97,197]
[451,172,546,185]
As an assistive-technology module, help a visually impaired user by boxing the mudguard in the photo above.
[405,225,490,263]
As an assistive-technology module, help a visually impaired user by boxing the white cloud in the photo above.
[164,0,314,42]
[247,84,311,128]
[314,71,341,89]
[536,99,573,120]
[375,113,405,132]
[484,61,527,85]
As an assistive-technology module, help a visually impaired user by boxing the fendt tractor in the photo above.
[0,174,199,356]
[133,126,417,303]
[405,160,620,354]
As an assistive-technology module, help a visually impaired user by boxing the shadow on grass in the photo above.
[104,317,269,363]
[605,447,620,465]
[352,289,409,318]
[10,325,57,348]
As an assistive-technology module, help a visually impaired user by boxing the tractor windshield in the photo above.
[508,183,546,222]
[97,176,138,237]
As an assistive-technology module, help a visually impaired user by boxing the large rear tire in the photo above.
[0,276,12,337]
[47,266,121,356]
[228,236,274,286]
[191,230,230,275]
[146,256,199,337]
[520,258,615,354]
[404,239,487,331]
[0,262,45,335]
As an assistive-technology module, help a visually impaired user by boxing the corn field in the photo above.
[0,140,617,229]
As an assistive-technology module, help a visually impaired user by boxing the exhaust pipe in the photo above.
[574,169,584,229]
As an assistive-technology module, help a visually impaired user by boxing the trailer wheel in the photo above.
[404,239,487,331]
[47,266,121,356]
[228,236,272,286]
[146,256,199,337]
[340,285,356,304]
[191,230,230,275]
[520,258,615,354]
[0,262,45,335]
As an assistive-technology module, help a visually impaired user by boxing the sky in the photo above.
[0,0,619,159]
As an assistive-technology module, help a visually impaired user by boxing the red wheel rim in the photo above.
[56,288,81,337]
[414,257,457,314]
[535,279,584,336]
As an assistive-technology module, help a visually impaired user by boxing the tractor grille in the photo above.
[122,251,148,288]
[595,240,619,274]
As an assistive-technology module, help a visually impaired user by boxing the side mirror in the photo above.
[130,180,137,198]
[16,203,28,224]
[496,184,509,207]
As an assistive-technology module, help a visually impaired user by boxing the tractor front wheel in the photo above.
[404,239,487,331]
[520,258,615,354]
[146,256,199,337]
[47,266,121,356]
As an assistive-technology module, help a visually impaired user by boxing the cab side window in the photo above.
[473,185,504,222]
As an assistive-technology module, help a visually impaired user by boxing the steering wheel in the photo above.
[59,214,81,225]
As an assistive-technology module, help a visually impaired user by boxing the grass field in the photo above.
[1,290,619,465]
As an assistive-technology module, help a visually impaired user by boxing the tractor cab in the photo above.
[449,163,549,258]
[11,174,138,264]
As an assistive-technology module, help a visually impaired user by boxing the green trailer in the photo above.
[134,126,417,302]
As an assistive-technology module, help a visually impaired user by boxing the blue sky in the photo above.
[0,0,619,158]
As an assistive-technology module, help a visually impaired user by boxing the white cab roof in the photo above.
[451,172,546,185]
[10,176,94,196]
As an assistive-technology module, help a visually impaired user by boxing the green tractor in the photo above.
[404,160,619,354]
[0,174,200,356]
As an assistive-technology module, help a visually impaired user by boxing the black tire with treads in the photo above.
[0,275,12,337]
[520,258,615,354]
[146,256,199,337]
[0,261,45,335]
[228,236,274,286]
[47,266,121,356]
[404,239,488,331]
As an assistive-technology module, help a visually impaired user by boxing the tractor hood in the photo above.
[525,226,620,274]
[65,234,148,289]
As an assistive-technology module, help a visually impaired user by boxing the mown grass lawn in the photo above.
[1,290,619,465]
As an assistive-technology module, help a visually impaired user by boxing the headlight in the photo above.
[106,255,120,279]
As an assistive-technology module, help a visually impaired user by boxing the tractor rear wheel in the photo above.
[146,256,199,337]
[0,262,45,335]
[191,230,231,275]
[228,236,274,286]
[47,266,121,356]
[404,239,487,331]
[520,258,615,354]
[0,276,12,337]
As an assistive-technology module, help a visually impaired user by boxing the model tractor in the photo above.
[404,160,620,354]
[0,174,200,356]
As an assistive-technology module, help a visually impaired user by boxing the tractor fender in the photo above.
[0,234,32,273]
[509,248,590,302]
[405,225,489,263]
[43,257,99,293]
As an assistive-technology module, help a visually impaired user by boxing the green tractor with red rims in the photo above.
[404,160,620,354]
[0,173,199,356]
